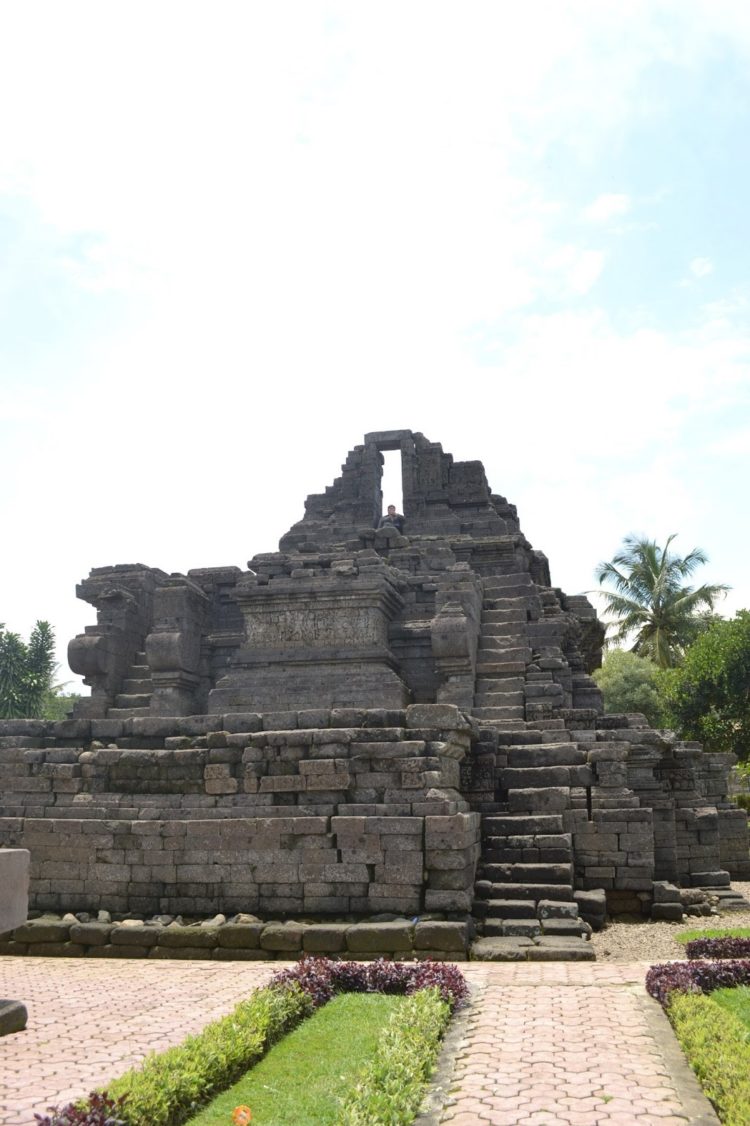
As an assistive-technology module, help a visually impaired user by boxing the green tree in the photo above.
[661,610,750,761]
[0,620,57,718]
[595,534,729,668]
[592,648,667,727]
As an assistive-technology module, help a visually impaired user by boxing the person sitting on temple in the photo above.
[378,504,405,533]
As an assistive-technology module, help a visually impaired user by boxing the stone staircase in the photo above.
[471,740,594,961]
[107,651,153,719]
[470,572,595,960]
[472,575,534,732]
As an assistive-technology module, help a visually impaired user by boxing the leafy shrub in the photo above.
[646,960,750,1006]
[668,992,750,1126]
[338,987,452,1125]
[107,982,310,1126]
[34,1091,127,1126]
[270,955,468,1010]
[734,793,750,814]
[686,937,750,960]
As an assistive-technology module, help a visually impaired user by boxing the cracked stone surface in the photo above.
[1,957,718,1126]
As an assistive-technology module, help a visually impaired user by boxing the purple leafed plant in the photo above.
[685,937,750,960]
[34,1090,127,1126]
[270,955,468,1009]
[646,959,750,1006]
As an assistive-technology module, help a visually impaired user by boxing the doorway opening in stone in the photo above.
[380,448,403,522]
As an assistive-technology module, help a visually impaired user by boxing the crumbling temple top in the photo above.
[67,429,603,721]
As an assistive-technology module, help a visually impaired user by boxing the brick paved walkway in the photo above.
[0,958,717,1126]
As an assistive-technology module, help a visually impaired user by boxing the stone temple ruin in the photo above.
[0,430,748,961]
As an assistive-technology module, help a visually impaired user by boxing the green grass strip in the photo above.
[107,983,311,1126]
[711,985,750,1032]
[668,991,750,1126]
[338,986,451,1126]
[186,992,405,1125]
[675,927,750,944]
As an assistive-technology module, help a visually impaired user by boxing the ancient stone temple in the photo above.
[0,430,747,961]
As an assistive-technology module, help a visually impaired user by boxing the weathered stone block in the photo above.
[259,923,306,951]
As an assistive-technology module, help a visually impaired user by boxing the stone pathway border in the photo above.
[0,957,718,1126]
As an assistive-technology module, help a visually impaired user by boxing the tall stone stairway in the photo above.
[470,572,595,960]
[472,574,534,732]
[107,651,153,719]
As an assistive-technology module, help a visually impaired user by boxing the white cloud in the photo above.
[582,194,632,223]
[690,256,714,278]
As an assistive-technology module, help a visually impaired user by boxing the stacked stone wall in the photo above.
[0,707,480,918]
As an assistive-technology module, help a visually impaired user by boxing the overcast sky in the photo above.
[1,2,749,689]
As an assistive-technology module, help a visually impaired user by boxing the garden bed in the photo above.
[35,958,468,1126]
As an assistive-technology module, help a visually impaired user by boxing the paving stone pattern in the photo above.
[0,956,276,1126]
[427,964,718,1125]
[0,957,718,1126]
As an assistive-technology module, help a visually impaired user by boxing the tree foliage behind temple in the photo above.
[661,611,750,762]
[0,620,56,718]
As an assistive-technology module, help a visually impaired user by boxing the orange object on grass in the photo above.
[232,1107,252,1125]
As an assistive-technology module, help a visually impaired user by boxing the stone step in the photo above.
[483,844,572,865]
[484,574,535,589]
[484,831,572,851]
[475,677,525,694]
[507,787,572,814]
[483,814,565,835]
[481,610,527,625]
[107,707,150,719]
[507,745,586,766]
[114,693,152,709]
[501,765,584,789]
[483,918,541,938]
[475,882,574,902]
[472,898,538,919]
[469,935,594,962]
[484,583,535,598]
[476,719,529,733]
[525,937,595,961]
[121,678,152,694]
[472,706,526,722]
[480,862,573,884]
[537,899,580,919]
[476,661,529,677]
[484,597,530,612]
[480,627,526,642]
[478,646,532,662]
[540,918,588,938]
[472,684,520,702]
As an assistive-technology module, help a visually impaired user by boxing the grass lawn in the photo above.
[675,927,750,944]
[186,992,407,1126]
[711,985,750,1030]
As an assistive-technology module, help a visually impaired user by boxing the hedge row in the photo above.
[339,987,452,1125]
[668,992,750,1126]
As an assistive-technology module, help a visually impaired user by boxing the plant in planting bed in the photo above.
[34,1091,128,1126]
[685,937,750,960]
[646,959,750,1006]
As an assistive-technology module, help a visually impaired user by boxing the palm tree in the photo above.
[594,535,729,669]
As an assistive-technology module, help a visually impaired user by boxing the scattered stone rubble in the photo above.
[0,430,748,961]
